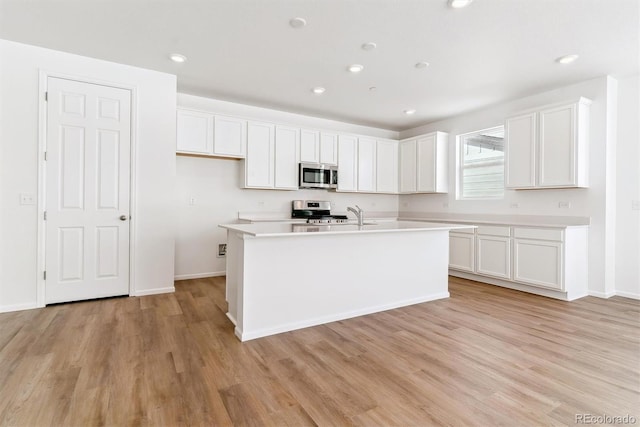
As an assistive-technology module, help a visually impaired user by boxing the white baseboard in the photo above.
[0,302,39,313]
[588,290,616,299]
[174,271,226,281]
[615,290,640,300]
[133,286,175,297]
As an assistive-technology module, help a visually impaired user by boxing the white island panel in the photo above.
[221,221,471,341]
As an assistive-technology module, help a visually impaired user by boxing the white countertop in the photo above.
[220,220,475,237]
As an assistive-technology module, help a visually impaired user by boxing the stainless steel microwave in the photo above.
[299,163,338,189]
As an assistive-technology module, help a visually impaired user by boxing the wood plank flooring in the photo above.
[0,276,638,426]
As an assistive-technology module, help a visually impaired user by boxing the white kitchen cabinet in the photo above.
[398,132,448,194]
[376,140,398,193]
[300,130,320,163]
[337,135,358,192]
[513,227,563,290]
[274,125,299,190]
[177,109,247,158]
[505,98,590,189]
[214,116,246,157]
[245,121,275,188]
[176,109,213,154]
[320,133,338,165]
[357,137,377,192]
[476,226,511,279]
[399,139,417,193]
[449,229,475,272]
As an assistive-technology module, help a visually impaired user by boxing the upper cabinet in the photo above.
[244,122,299,190]
[176,108,246,158]
[300,130,337,165]
[357,137,377,192]
[337,135,358,192]
[399,131,448,194]
[506,98,591,189]
[376,140,398,194]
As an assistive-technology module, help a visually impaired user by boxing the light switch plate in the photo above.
[558,201,571,209]
[20,193,36,205]
[632,200,640,211]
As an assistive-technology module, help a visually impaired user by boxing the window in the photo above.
[458,126,505,199]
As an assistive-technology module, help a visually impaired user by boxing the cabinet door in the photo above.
[449,232,475,272]
[176,109,213,154]
[505,113,537,188]
[245,122,275,188]
[337,135,358,192]
[274,125,299,190]
[514,239,563,289]
[300,129,320,163]
[476,235,511,279]
[319,133,338,165]
[539,104,576,187]
[399,140,417,193]
[357,137,377,192]
[376,140,398,193]
[416,134,436,192]
[214,116,246,157]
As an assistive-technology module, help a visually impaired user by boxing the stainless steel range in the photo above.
[291,200,349,224]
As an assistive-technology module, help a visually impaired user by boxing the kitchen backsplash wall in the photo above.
[175,156,398,279]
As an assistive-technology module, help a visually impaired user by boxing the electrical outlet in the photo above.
[258,201,265,207]
[217,243,227,258]
[189,196,196,206]
[443,202,449,208]
[402,202,409,207]
[510,203,519,209]
[632,200,640,211]
[20,193,36,205]
[558,201,571,209]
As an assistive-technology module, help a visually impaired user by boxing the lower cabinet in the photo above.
[449,230,475,272]
[475,226,511,279]
[513,228,563,290]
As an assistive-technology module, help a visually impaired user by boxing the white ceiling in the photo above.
[1,0,638,130]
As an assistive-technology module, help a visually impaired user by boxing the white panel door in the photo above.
[539,104,576,187]
[337,135,358,192]
[376,140,398,193]
[176,109,213,154]
[214,115,246,157]
[505,112,537,188]
[476,235,511,279]
[300,129,320,163]
[514,239,563,290]
[399,140,417,193]
[274,125,299,189]
[416,134,436,192]
[357,137,377,192]
[245,121,275,188]
[45,77,131,304]
[319,133,338,165]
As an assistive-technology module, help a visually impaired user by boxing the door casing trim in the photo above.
[37,71,139,307]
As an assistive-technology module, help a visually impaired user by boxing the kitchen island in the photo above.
[220,221,474,341]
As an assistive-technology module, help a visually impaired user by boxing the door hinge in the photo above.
[43,271,47,280]
[44,151,47,161]
[45,92,48,101]
[44,211,47,220]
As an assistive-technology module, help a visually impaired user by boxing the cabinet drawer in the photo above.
[476,225,511,237]
[513,227,563,241]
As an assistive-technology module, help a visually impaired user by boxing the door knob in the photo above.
[119,215,128,221]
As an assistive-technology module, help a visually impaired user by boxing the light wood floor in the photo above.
[0,277,638,426]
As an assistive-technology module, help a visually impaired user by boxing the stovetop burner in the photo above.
[306,214,349,224]
[291,200,350,224]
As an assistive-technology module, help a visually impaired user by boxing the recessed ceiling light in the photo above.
[361,42,377,51]
[312,87,326,94]
[415,61,430,69]
[169,53,187,63]
[348,64,364,73]
[404,109,417,115]
[556,54,579,64]
[369,86,377,92]
[448,0,472,8]
[289,17,307,28]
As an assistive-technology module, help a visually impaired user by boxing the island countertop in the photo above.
[219,220,475,237]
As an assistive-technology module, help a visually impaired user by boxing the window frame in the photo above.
[456,125,505,201]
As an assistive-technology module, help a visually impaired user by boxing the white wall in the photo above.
[398,76,621,297]
[615,74,640,298]
[175,94,399,279]
[0,40,177,311]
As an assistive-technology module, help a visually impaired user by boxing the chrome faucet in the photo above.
[347,205,364,226]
